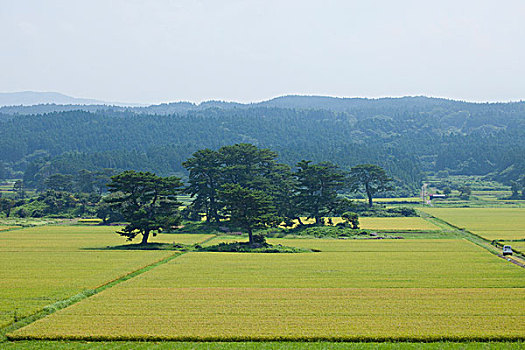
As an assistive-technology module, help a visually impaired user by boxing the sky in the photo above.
[1,0,524,104]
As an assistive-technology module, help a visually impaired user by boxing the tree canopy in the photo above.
[106,170,183,244]
[181,145,395,240]
[182,148,223,223]
[349,164,393,207]
[296,160,346,224]
[219,184,279,244]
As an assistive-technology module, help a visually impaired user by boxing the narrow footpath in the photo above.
[1,234,216,340]
[419,211,525,268]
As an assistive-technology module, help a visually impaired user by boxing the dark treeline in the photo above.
[1,96,524,192]
[0,145,396,239]
[0,169,116,219]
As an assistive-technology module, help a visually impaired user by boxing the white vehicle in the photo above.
[502,245,513,256]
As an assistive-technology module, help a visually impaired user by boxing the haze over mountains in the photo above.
[0,91,105,107]
[0,91,144,108]
[1,91,524,115]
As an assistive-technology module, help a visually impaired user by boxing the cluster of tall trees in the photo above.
[43,169,115,193]
[0,169,115,218]
[0,188,100,218]
[105,171,183,244]
[181,144,392,244]
[23,164,115,192]
[101,144,393,245]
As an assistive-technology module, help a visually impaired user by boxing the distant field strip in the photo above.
[294,217,440,231]
[206,238,480,253]
[0,226,21,232]
[0,218,57,227]
[156,233,215,245]
[421,208,525,240]
[266,238,476,252]
[0,226,210,328]
[10,239,525,341]
[355,197,422,203]
[358,217,439,231]
[0,226,213,251]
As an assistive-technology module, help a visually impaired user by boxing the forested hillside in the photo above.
[1,96,524,194]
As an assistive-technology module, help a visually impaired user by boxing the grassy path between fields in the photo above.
[0,234,217,341]
[419,211,525,267]
[0,226,26,234]
[2,340,524,349]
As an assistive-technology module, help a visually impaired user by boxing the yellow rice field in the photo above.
[0,226,212,328]
[355,197,422,203]
[0,225,213,251]
[11,287,524,341]
[10,239,525,341]
[421,208,525,240]
[358,217,439,231]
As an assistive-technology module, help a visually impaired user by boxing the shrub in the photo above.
[341,211,359,229]
[386,207,417,217]
[292,225,363,238]
[358,207,417,217]
[12,207,28,218]
[198,241,309,253]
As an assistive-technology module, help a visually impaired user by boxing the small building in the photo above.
[429,194,447,200]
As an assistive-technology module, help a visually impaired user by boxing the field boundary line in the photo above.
[197,233,218,245]
[0,219,78,232]
[6,334,525,342]
[418,211,525,265]
[1,251,187,340]
[0,226,31,234]
[2,232,216,339]
[89,233,218,290]
[2,252,184,339]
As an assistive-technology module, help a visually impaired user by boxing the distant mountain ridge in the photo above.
[1,92,524,115]
[1,94,524,190]
[0,91,105,106]
[0,91,145,108]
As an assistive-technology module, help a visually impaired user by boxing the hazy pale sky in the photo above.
[1,0,524,104]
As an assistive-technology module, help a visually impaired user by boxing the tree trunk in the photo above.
[205,206,211,223]
[315,216,323,225]
[248,227,254,245]
[209,196,219,222]
[366,183,373,208]
[211,205,220,222]
[141,230,150,245]
[212,209,221,223]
